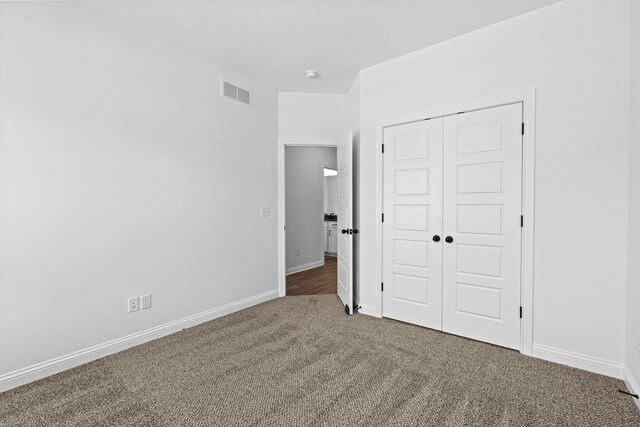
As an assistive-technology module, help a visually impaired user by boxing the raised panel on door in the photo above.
[383,119,443,329]
[442,103,523,349]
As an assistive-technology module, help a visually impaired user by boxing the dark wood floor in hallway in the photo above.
[286,256,337,295]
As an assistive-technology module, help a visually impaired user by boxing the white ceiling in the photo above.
[84,0,563,93]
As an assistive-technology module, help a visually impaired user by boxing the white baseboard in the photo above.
[354,309,624,380]
[531,343,623,379]
[286,259,324,275]
[0,289,279,393]
[623,366,640,411]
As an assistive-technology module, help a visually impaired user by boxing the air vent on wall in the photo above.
[222,79,252,106]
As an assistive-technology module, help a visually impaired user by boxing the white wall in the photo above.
[0,3,278,380]
[285,147,336,273]
[278,92,347,141]
[626,0,640,398]
[357,0,630,370]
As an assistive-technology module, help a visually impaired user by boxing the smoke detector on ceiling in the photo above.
[305,69,320,79]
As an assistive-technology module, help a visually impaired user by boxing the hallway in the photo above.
[286,256,337,295]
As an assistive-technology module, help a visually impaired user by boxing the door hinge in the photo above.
[382,213,384,222]
[381,144,385,154]
[519,306,523,318]
[381,282,384,292]
[521,215,524,227]
[521,123,525,135]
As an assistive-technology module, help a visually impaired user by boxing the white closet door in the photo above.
[383,119,444,329]
[337,132,353,314]
[442,103,523,349]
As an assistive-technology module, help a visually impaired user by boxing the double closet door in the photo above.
[382,103,523,350]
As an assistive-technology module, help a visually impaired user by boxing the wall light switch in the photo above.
[128,297,139,313]
[260,206,270,217]
[141,293,152,310]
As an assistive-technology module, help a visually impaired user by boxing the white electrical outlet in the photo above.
[296,248,300,256]
[260,206,270,217]
[128,297,139,313]
[141,293,152,310]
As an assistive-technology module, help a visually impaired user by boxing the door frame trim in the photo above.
[277,138,340,297]
[374,90,536,355]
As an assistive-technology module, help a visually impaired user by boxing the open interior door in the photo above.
[337,131,354,314]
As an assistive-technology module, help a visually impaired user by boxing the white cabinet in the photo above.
[323,221,338,254]
[328,222,338,253]
[323,222,328,253]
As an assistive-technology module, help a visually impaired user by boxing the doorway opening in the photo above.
[277,135,355,313]
[283,146,338,295]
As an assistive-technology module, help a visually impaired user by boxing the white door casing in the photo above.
[382,119,444,329]
[337,132,354,314]
[442,103,523,349]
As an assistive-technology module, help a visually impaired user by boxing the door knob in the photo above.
[432,235,440,242]
[445,236,453,243]
[341,229,348,234]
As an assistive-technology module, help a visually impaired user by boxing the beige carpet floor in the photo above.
[1,295,639,426]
